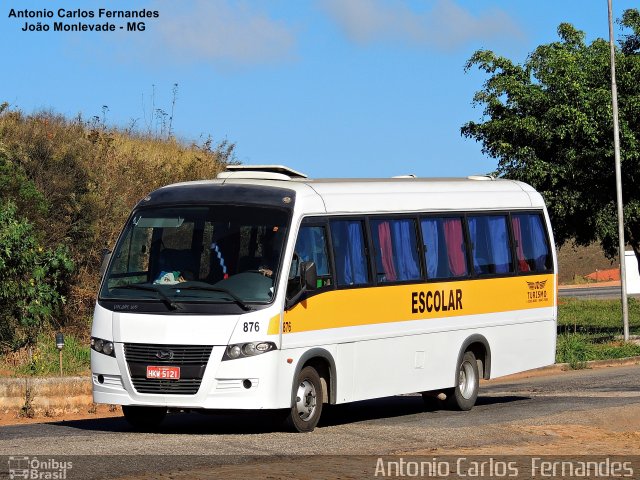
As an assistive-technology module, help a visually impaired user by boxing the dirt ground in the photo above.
[556,242,618,284]
[0,403,121,427]
[103,402,640,480]
[408,403,640,456]
[106,406,640,480]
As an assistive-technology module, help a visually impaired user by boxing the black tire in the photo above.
[122,405,167,430]
[445,351,479,411]
[285,366,323,432]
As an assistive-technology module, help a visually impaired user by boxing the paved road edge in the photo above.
[489,355,640,383]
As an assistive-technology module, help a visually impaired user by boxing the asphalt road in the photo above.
[559,285,640,299]
[0,364,638,479]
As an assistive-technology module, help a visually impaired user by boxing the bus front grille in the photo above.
[130,378,203,395]
[124,343,213,395]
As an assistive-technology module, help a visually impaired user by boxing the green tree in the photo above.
[0,202,74,349]
[462,9,640,272]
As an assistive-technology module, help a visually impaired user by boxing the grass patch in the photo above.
[556,333,593,369]
[558,297,640,337]
[556,333,640,368]
[557,298,640,368]
[568,274,595,286]
[1,332,90,376]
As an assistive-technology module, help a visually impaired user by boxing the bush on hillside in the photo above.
[0,202,74,349]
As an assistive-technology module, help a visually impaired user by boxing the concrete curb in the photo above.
[545,355,640,372]
[0,376,92,414]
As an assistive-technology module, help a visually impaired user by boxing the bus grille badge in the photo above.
[156,349,174,360]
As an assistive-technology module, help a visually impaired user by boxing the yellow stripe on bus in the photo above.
[281,274,555,334]
[267,314,281,335]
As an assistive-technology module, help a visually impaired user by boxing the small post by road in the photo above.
[607,0,630,341]
[56,332,64,376]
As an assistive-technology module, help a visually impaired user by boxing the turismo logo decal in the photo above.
[527,280,548,303]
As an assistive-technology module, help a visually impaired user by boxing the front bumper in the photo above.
[91,343,289,410]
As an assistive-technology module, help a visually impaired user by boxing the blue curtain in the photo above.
[512,214,550,272]
[468,217,483,273]
[469,216,511,274]
[348,222,367,283]
[488,216,511,273]
[528,215,549,271]
[296,227,329,276]
[391,220,421,281]
[421,219,439,278]
[331,221,368,285]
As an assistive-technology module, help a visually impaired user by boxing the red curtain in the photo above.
[512,217,530,272]
[377,222,397,281]
[443,219,467,276]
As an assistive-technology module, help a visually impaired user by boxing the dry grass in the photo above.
[0,108,232,332]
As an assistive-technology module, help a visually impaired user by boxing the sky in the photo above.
[0,0,636,179]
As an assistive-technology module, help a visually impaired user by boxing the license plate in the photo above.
[146,366,180,380]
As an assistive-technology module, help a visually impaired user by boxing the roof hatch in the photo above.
[217,164,308,181]
[467,174,496,181]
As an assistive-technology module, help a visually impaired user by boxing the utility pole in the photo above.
[607,0,630,341]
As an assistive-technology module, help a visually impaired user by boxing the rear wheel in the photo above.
[285,366,323,432]
[122,405,167,430]
[445,351,479,411]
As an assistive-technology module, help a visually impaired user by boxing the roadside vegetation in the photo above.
[556,298,640,368]
[1,333,89,377]
[0,103,232,357]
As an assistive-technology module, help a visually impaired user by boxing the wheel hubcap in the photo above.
[458,361,477,399]
[295,379,317,420]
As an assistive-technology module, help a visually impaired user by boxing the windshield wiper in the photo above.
[172,284,252,311]
[114,284,182,311]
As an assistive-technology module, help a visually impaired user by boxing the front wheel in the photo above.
[122,405,167,430]
[445,351,479,411]
[285,366,323,432]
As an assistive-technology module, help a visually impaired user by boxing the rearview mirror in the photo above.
[285,261,317,310]
[300,261,317,291]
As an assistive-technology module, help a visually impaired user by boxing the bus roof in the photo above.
[152,171,544,215]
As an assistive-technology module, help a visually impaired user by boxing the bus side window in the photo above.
[421,217,468,279]
[289,226,331,290]
[370,218,421,283]
[468,215,514,275]
[511,213,552,272]
[330,220,369,286]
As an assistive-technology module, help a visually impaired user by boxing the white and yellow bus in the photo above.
[91,165,557,432]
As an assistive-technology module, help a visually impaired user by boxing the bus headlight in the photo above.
[228,345,242,360]
[223,341,276,361]
[91,336,116,357]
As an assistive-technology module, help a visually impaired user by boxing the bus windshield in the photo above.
[100,204,290,310]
